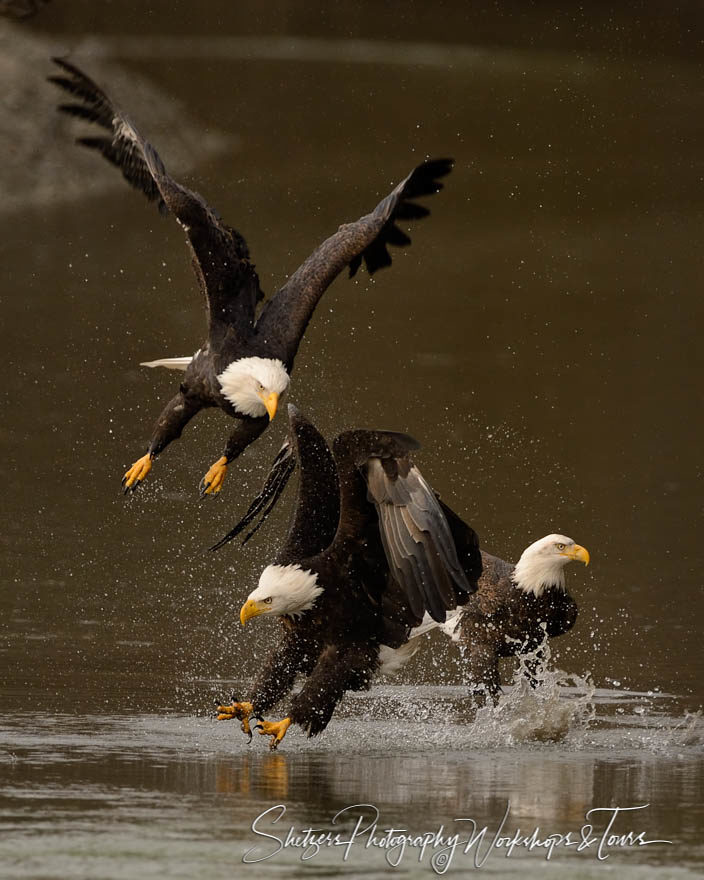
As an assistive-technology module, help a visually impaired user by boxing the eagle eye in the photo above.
[556,543,565,551]
[263,597,273,604]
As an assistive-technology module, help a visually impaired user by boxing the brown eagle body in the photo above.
[49,58,453,496]
[217,406,482,744]
[451,549,578,705]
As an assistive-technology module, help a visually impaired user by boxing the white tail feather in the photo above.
[378,607,468,677]
[411,609,463,642]
[140,356,193,371]
[377,640,422,677]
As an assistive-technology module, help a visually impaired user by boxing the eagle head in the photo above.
[239,563,323,624]
[217,357,290,420]
[511,534,590,597]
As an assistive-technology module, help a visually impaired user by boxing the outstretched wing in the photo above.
[211,405,340,559]
[255,158,453,367]
[48,58,260,337]
[363,456,478,623]
[331,429,478,624]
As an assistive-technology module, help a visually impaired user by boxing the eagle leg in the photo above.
[123,390,204,494]
[199,456,228,497]
[468,683,502,709]
[122,453,153,493]
[216,700,254,740]
[255,717,291,750]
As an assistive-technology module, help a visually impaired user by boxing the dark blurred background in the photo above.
[1,0,702,711]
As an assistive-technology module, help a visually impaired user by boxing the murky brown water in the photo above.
[1,2,703,877]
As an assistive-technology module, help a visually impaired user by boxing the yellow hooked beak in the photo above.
[258,391,279,421]
[240,598,268,625]
[562,544,590,566]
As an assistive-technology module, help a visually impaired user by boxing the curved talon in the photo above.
[122,453,153,493]
[255,717,291,751]
[216,700,254,740]
[199,456,228,497]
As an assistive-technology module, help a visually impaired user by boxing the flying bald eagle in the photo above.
[215,405,482,749]
[49,58,453,496]
[419,535,589,706]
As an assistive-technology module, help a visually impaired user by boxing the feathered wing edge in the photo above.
[209,440,296,551]
[348,157,454,278]
[332,428,478,625]
[49,57,228,235]
[364,457,477,623]
[210,404,340,558]
[48,57,171,213]
[254,157,453,366]
[49,58,261,338]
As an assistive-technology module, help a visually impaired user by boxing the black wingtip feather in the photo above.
[348,254,362,278]
[384,225,412,248]
[57,103,103,123]
[395,202,430,221]
[364,242,393,276]
[47,75,72,90]
[352,156,454,277]
[51,56,85,77]
[49,57,171,215]
[209,445,296,552]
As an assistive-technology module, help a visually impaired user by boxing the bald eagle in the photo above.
[419,535,589,706]
[215,405,482,749]
[49,58,453,496]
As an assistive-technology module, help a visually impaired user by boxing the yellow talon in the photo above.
[256,717,291,750]
[217,701,253,738]
[122,453,152,492]
[200,456,228,496]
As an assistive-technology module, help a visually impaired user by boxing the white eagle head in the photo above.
[217,357,290,420]
[239,564,323,624]
[512,534,590,597]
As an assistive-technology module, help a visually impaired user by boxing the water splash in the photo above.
[468,638,595,745]
[336,636,596,750]
[614,708,704,755]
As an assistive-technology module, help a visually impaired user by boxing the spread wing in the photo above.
[255,158,453,367]
[363,457,478,623]
[48,58,261,338]
[332,429,478,625]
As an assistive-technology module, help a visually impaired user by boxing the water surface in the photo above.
[1,2,703,876]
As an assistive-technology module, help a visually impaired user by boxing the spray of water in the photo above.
[457,634,595,745]
[337,633,596,750]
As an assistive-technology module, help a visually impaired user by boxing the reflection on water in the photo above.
[0,689,702,878]
[2,0,703,877]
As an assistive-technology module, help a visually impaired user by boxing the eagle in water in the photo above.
[49,58,453,496]
[417,534,590,706]
[215,405,482,749]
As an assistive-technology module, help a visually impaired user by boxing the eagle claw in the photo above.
[216,700,254,739]
[122,453,153,493]
[255,717,291,751]
[199,456,228,497]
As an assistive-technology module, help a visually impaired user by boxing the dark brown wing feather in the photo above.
[210,405,340,559]
[209,440,296,551]
[331,429,478,624]
[48,58,261,339]
[363,457,477,622]
[255,158,453,367]
[50,57,188,214]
